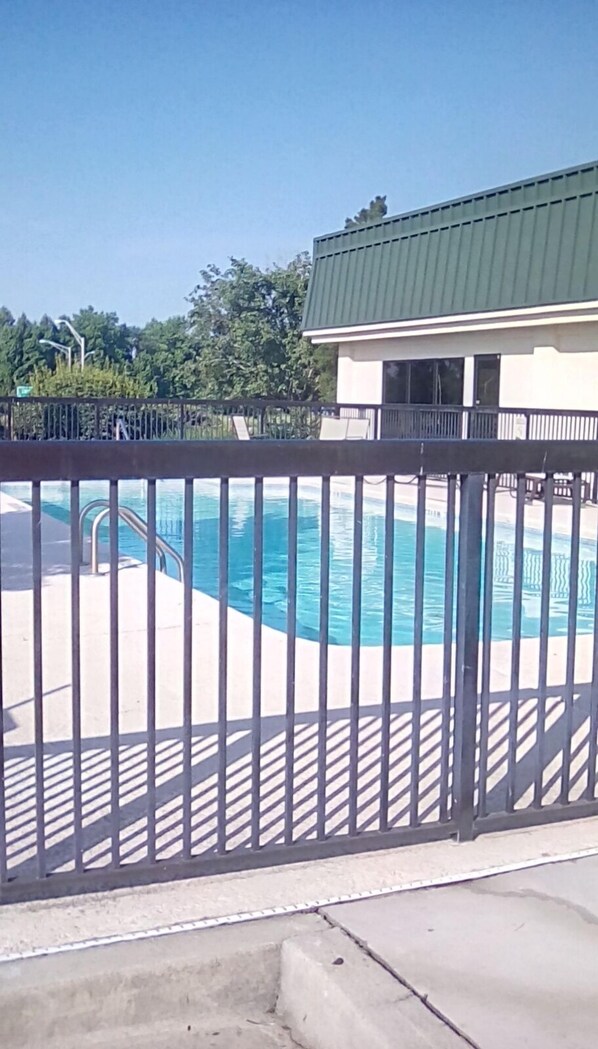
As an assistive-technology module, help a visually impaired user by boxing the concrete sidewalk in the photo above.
[325,852,598,1049]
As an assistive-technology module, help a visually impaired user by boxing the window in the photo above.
[383,358,464,405]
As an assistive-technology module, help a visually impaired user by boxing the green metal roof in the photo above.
[303,161,598,332]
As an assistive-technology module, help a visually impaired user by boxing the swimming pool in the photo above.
[5,479,596,646]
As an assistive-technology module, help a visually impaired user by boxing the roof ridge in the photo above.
[315,159,598,244]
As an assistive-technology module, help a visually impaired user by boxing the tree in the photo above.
[68,307,135,365]
[0,309,59,392]
[187,254,333,400]
[132,316,196,397]
[30,359,154,397]
[345,195,388,228]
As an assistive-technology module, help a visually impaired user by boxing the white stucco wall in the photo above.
[497,354,535,408]
[336,350,383,404]
[529,346,598,410]
[333,321,598,410]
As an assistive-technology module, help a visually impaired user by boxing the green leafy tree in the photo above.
[133,316,197,396]
[0,309,59,391]
[61,307,136,365]
[30,359,154,397]
[187,254,333,400]
[345,195,388,228]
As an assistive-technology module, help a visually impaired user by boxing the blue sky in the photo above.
[2,0,598,325]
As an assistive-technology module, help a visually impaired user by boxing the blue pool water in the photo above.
[6,480,597,646]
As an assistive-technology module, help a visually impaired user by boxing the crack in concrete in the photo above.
[319,910,482,1049]
[465,879,598,927]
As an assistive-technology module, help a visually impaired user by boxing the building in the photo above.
[303,162,598,425]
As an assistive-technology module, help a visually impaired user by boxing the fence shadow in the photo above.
[4,682,596,882]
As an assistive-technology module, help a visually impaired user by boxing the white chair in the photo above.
[346,417,370,439]
[319,416,349,440]
[232,415,251,440]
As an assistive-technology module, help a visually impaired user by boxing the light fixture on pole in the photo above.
[53,317,88,369]
[39,338,73,370]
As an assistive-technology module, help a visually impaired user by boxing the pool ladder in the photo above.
[79,500,184,581]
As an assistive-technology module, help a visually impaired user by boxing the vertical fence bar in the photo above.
[453,473,484,841]
[586,511,598,799]
[439,475,457,822]
[0,492,6,883]
[379,475,395,832]
[31,482,46,877]
[109,479,120,867]
[182,479,194,857]
[505,475,525,813]
[561,474,582,803]
[251,478,264,849]
[146,479,157,863]
[348,477,364,836]
[534,476,554,807]
[409,476,426,827]
[317,477,330,840]
[217,479,229,852]
[70,481,83,871]
[477,475,496,818]
[284,477,298,844]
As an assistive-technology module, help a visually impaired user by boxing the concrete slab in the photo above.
[278,924,465,1049]
[3,822,598,960]
[59,1015,300,1049]
[325,854,598,1049]
[0,913,325,1048]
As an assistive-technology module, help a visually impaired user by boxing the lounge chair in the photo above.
[346,418,370,439]
[319,416,349,439]
[232,415,251,440]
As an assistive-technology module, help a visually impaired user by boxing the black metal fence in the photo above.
[3,395,598,444]
[1,438,598,901]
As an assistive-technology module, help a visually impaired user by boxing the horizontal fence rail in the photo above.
[2,439,598,900]
[3,395,598,449]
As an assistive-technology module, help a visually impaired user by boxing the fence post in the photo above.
[453,472,484,841]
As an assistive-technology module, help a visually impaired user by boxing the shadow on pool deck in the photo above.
[3,682,594,884]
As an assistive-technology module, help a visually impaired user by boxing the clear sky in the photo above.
[2,0,598,325]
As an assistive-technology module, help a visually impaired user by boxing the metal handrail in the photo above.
[79,499,184,581]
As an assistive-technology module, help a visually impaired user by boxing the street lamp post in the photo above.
[53,317,88,369]
[39,338,73,369]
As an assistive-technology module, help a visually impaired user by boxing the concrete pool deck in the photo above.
[1,481,596,889]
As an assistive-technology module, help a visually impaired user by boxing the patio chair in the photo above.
[232,414,271,440]
[525,472,591,503]
[231,413,257,438]
[319,416,349,440]
[232,415,252,440]
[346,417,370,439]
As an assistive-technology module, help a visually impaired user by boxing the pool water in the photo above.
[6,480,597,647]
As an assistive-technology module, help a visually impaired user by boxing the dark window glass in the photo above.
[383,361,408,403]
[409,360,435,404]
[437,359,464,404]
[383,357,465,406]
[474,355,500,406]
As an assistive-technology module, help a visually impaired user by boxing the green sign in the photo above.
[16,385,33,398]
